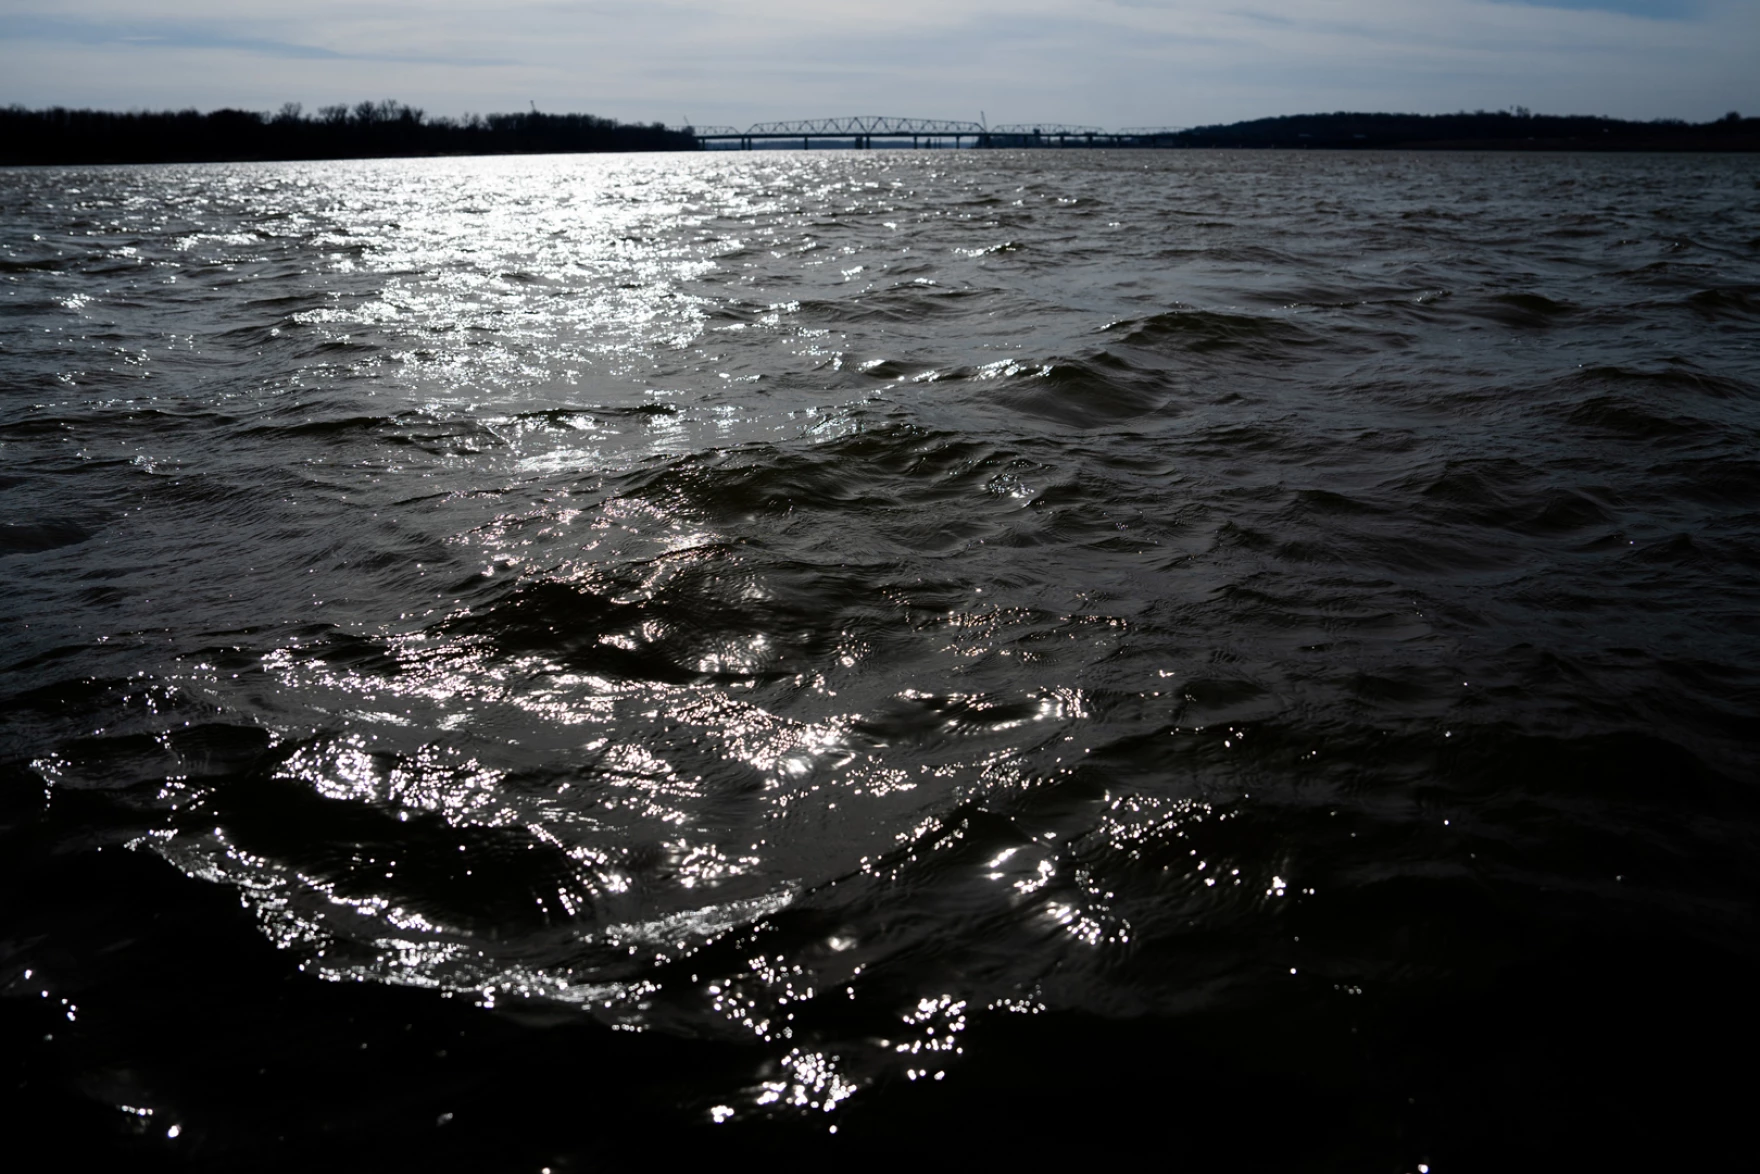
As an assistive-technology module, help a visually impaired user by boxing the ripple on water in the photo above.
[2,149,1758,1165]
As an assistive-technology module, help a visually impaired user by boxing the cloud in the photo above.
[0,0,1753,125]
[0,13,508,63]
[1491,0,1701,19]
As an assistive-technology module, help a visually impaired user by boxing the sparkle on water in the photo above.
[4,149,1758,1157]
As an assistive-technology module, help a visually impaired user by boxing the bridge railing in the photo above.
[689,117,1193,146]
[988,124,1106,137]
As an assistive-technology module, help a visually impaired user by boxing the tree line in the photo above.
[0,101,698,165]
[5,103,1755,163]
[1161,109,1758,151]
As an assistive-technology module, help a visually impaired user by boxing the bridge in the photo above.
[689,116,1187,150]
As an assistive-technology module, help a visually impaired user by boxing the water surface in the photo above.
[4,149,1759,1169]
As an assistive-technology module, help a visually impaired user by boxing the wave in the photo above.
[5,147,1760,1164]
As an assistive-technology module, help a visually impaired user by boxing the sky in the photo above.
[1,0,1755,129]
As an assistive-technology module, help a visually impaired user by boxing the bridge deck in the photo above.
[689,116,1185,149]
[695,132,1164,148]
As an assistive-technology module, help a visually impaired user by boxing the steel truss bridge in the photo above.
[689,116,1188,150]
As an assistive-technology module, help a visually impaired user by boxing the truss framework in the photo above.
[989,124,1105,136]
[738,116,987,136]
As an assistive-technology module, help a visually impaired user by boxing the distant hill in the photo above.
[0,101,696,166]
[1161,110,1759,151]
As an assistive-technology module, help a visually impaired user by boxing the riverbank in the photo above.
[0,102,695,166]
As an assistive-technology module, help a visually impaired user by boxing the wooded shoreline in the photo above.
[0,102,696,166]
[3,102,1756,165]
[1167,109,1759,152]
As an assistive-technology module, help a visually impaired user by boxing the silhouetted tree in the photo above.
[0,101,698,165]
[1160,110,1759,151]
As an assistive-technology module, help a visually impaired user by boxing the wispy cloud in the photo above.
[0,13,509,65]
[1489,0,1702,19]
[0,0,1753,126]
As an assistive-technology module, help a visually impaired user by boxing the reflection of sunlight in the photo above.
[605,889,794,950]
[883,994,969,1085]
[76,150,1286,1139]
[757,1048,859,1114]
[287,736,379,804]
[339,159,718,395]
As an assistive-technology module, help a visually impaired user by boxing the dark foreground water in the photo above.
[3,149,1759,1170]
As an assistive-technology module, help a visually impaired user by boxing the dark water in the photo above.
[4,150,1759,1170]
